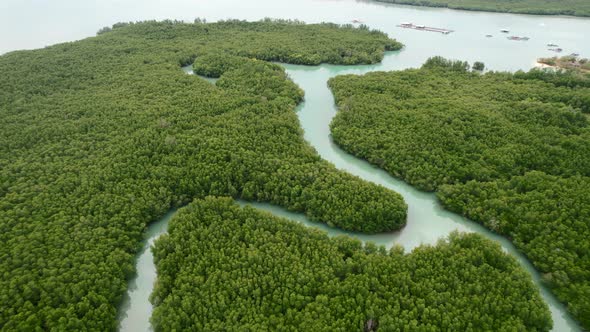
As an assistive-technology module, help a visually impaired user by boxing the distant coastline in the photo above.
[372,0,590,17]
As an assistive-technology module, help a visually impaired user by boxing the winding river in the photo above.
[101,1,590,331]
[118,60,583,332]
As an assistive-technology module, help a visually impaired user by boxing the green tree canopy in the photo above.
[0,20,404,330]
[329,59,590,328]
[151,197,552,331]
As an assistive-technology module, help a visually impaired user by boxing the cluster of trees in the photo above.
[438,172,590,324]
[537,56,590,75]
[328,57,590,328]
[374,0,590,17]
[514,67,590,89]
[151,197,552,331]
[0,20,405,330]
[194,54,305,103]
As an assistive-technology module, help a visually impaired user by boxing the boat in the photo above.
[500,29,509,33]
[570,53,580,57]
[548,48,563,53]
[547,43,558,47]
[485,34,493,37]
[507,36,529,41]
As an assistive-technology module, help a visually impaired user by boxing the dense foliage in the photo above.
[0,20,405,330]
[514,67,590,89]
[151,197,551,331]
[194,54,305,103]
[329,57,590,328]
[375,0,590,17]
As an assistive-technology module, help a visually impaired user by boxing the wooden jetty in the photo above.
[397,23,453,34]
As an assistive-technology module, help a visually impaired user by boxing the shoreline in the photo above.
[372,0,590,18]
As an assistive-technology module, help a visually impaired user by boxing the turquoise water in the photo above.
[117,210,175,332]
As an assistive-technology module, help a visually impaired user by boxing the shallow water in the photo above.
[117,210,175,332]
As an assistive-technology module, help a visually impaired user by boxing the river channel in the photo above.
[104,1,590,331]
[119,60,583,331]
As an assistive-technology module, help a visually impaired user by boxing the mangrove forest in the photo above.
[329,57,590,328]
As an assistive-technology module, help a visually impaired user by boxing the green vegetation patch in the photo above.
[151,197,551,331]
[0,19,404,330]
[538,55,590,75]
[328,57,590,328]
[375,0,590,17]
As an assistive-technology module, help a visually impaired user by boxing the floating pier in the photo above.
[397,23,453,34]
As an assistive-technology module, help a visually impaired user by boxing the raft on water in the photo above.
[397,22,453,34]
[508,36,530,41]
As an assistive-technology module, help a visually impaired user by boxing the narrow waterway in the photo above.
[117,210,175,332]
[117,58,582,331]
[283,59,582,331]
